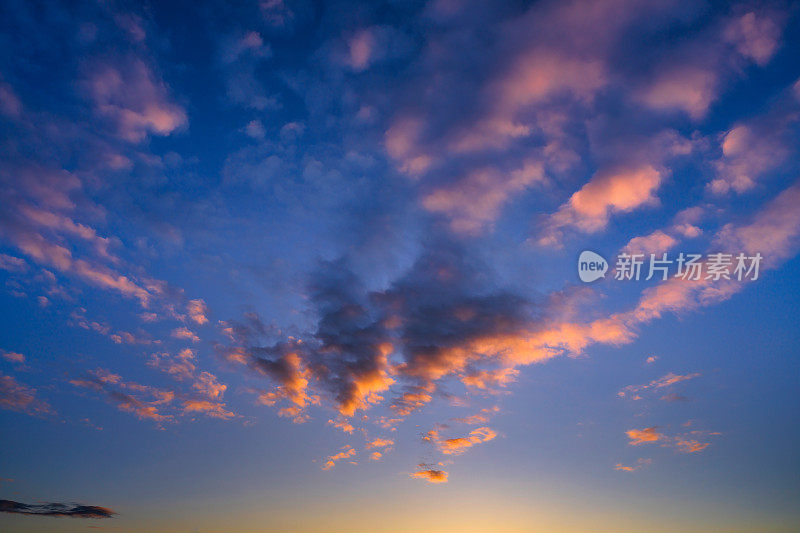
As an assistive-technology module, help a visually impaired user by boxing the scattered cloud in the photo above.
[321,445,356,470]
[187,299,209,325]
[618,372,701,399]
[614,458,652,472]
[0,373,51,415]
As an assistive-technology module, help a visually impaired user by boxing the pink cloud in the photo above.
[347,29,375,71]
[171,327,199,343]
[637,66,718,119]
[539,165,663,246]
[710,124,787,195]
[85,57,187,142]
[187,299,209,325]
[0,373,51,415]
[192,371,227,400]
[724,12,783,66]
[421,161,546,234]
[1,351,25,364]
[0,81,22,118]
[623,230,678,256]
[618,372,701,399]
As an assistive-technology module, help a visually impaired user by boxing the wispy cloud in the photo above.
[0,500,115,519]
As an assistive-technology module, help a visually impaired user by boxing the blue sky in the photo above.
[1,0,799,531]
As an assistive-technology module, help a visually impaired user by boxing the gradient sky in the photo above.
[1,0,799,531]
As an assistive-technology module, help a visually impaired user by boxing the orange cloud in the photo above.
[321,446,356,470]
[452,406,499,425]
[410,466,448,484]
[192,371,227,400]
[148,348,196,380]
[182,399,234,420]
[626,427,664,446]
[366,438,394,449]
[674,439,710,453]
[435,427,497,455]
[328,418,355,434]
[614,458,652,472]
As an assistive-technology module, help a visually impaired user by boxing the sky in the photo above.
[0,0,799,531]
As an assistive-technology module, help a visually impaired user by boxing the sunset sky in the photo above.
[1,0,799,532]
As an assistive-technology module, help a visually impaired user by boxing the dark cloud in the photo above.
[0,499,115,518]
[221,238,538,418]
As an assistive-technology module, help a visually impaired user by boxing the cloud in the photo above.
[715,181,800,267]
[149,348,197,381]
[451,406,499,425]
[724,11,783,66]
[84,57,187,142]
[614,458,652,472]
[192,371,227,400]
[187,299,209,325]
[321,445,356,470]
[171,327,199,343]
[421,162,546,234]
[328,417,355,433]
[710,124,788,195]
[70,369,174,423]
[618,372,701,399]
[637,66,718,120]
[626,427,715,452]
[1,225,154,306]
[538,165,663,246]
[366,438,394,449]
[0,253,27,272]
[674,438,710,453]
[0,81,22,118]
[429,426,497,455]
[346,29,375,71]
[0,500,115,519]
[410,465,448,484]
[1,351,25,364]
[623,230,678,256]
[626,427,664,445]
[0,373,51,415]
[181,398,235,420]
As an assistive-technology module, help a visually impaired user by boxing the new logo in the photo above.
[578,251,608,282]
